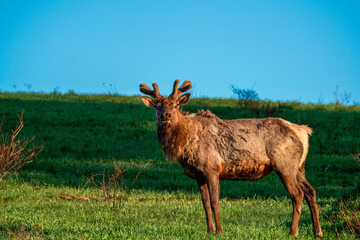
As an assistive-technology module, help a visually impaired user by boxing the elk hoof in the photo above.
[316,231,323,238]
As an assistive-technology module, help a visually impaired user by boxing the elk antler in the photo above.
[139,82,163,100]
[170,79,192,99]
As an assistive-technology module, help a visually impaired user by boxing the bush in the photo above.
[0,112,43,182]
[231,85,259,101]
[337,199,360,238]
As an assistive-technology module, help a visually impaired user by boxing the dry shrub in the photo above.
[319,198,360,239]
[351,153,360,166]
[82,160,151,210]
[318,153,360,239]
[0,111,43,182]
[337,199,360,238]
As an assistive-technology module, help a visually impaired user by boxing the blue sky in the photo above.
[1,0,359,103]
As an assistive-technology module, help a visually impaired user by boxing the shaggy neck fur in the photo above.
[157,111,191,161]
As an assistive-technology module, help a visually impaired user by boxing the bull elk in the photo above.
[139,80,323,238]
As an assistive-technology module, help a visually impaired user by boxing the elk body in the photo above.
[140,80,323,238]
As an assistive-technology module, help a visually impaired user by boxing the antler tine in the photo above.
[178,80,192,93]
[140,83,152,91]
[152,83,161,99]
[170,79,192,99]
[140,83,162,100]
[171,79,180,97]
[140,83,154,97]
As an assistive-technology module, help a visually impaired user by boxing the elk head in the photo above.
[140,80,192,127]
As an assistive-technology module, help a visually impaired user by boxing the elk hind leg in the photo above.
[206,175,223,233]
[297,170,323,238]
[278,173,304,237]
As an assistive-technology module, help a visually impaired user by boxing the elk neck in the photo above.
[156,110,191,161]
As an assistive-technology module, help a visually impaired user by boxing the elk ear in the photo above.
[177,93,191,106]
[141,96,156,108]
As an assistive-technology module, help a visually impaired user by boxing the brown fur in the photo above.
[140,80,323,238]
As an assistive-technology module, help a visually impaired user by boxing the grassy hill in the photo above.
[0,92,359,239]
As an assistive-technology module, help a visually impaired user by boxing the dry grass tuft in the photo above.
[5,225,44,240]
[60,192,92,201]
[3,216,44,240]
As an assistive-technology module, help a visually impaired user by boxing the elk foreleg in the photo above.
[206,175,223,233]
[197,179,215,233]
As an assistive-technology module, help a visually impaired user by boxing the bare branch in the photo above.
[0,111,43,182]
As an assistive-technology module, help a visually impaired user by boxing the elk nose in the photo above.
[162,113,171,120]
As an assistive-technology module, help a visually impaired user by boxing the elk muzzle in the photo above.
[161,119,171,126]
[159,113,172,127]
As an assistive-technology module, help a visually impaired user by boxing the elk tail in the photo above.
[300,125,312,135]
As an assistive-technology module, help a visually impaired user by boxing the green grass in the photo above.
[0,92,359,239]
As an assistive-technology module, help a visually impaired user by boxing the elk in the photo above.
[139,80,323,238]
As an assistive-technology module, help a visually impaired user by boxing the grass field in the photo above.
[0,92,359,239]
